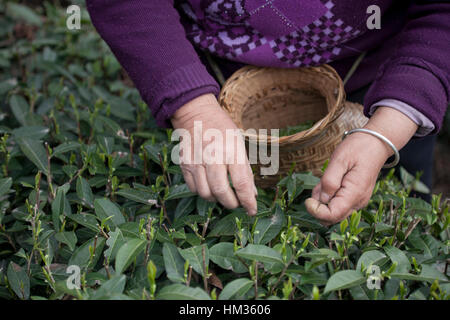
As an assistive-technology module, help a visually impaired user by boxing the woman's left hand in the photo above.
[305,107,418,226]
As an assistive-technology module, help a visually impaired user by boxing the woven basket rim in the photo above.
[219,64,346,145]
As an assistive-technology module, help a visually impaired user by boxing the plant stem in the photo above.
[270,256,295,296]
[202,245,209,293]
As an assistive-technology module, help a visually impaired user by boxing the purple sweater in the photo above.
[86,0,449,134]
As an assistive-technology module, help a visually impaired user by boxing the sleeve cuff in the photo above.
[369,99,435,137]
[142,61,220,128]
[364,56,448,135]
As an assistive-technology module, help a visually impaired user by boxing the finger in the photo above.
[305,194,354,226]
[192,166,216,202]
[205,164,239,209]
[312,182,321,200]
[228,163,257,216]
[319,157,350,204]
[306,167,365,224]
[181,166,197,193]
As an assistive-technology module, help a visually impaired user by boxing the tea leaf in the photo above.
[235,244,283,264]
[104,228,125,262]
[178,244,208,277]
[9,95,29,126]
[17,138,49,175]
[115,239,146,274]
[116,188,157,206]
[156,284,211,300]
[7,262,30,300]
[254,205,284,245]
[92,275,127,299]
[69,237,106,269]
[6,3,42,26]
[55,231,77,251]
[356,250,387,272]
[94,198,126,227]
[324,270,366,293]
[165,184,196,200]
[384,245,411,273]
[76,177,94,208]
[0,178,13,198]
[219,278,253,300]
[162,242,185,283]
[209,242,247,273]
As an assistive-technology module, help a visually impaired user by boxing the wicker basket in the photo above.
[218,64,368,188]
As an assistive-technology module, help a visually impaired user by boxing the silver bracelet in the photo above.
[342,128,400,168]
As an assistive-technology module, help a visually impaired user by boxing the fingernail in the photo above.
[247,208,257,216]
[320,192,331,204]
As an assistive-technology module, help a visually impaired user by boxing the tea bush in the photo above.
[0,2,448,300]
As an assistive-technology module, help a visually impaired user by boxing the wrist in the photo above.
[171,93,218,124]
[363,106,418,152]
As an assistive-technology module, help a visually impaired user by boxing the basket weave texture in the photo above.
[218,65,368,188]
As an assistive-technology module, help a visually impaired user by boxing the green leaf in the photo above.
[108,97,135,121]
[408,233,440,258]
[356,250,388,272]
[97,135,115,155]
[68,237,106,269]
[178,244,209,277]
[208,211,249,237]
[17,138,49,175]
[67,213,99,232]
[219,278,253,300]
[116,188,157,206]
[7,262,30,300]
[156,284,211,300]
[300,272,328,285]
[51,185,71,230]
[391,265,448,283]
[53,142,81,156]
[196,197,215,217]
[115,239,146,274]
[104,228,126,262]
[92,275,127,299]
[0,177,13,198]
[55,231,77,251]
[324,270,366,293]
[6,3,42,26]
[174,197,196,221]
[165,184,196,200]
[9,95,29,126]
[12,126,49,139]
[162,242,186,283]
[254,206,284,245]
[279,173,320,190]
[94,198,126,227]
[209,242,247,273]
[384,245,411,273]
[76,176,94,208]
[235,244,283,264]
[418,264,448,282]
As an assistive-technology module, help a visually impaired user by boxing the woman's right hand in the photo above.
[170,93,258,216]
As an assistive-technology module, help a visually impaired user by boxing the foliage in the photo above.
[279,121,315,137]
[0,1,448,300]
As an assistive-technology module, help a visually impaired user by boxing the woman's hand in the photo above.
[171,93,258,216]
[305,107,418,226]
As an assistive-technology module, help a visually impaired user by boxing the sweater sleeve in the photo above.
[86,0,220,128]
[364,1,450,135]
